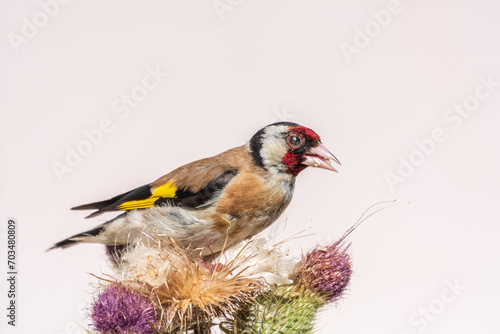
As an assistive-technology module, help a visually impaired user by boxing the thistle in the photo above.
[228,241,352,333]
[296,241,352,302]
[228,201,397,333]
[90,282,157,334]
[117,237,264,332]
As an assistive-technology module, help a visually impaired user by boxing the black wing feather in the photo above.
[71,185,152,218]
[175,169,237,207]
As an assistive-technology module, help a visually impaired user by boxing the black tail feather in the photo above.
[47,223,109,251]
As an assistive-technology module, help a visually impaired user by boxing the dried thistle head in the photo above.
[90,282,157,334]
[213,236,300,286]
[296,241,352,303]
[119,237,263,332]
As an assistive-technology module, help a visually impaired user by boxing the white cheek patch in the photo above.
[261,140,287,166]
[260,125,289,168]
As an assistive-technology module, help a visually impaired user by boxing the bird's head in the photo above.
[249,122,340,176]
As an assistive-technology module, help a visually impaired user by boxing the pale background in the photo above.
[1,1,499,333]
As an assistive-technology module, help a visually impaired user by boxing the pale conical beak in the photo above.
[302,142,341,172]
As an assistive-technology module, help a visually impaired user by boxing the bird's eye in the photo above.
[287,134,303,149]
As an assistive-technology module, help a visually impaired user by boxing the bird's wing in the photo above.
[71,159,239,218]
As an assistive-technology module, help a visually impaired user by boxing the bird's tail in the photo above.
[47,222,111,251]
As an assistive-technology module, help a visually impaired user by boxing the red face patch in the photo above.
[282,151,307,176]
[291,125,321,141]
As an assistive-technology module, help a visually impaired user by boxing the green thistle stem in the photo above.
[234,285,326,334]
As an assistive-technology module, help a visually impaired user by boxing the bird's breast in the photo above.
[209,171,294,241]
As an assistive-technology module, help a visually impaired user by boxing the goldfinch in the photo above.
[50,122,340,256]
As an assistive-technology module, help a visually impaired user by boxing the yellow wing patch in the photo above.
[116,182,177,211]
[116,198,158,210]
[151,182,177,198]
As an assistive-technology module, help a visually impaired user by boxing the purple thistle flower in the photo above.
[91,283,157,334]
[298,241,352,302]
